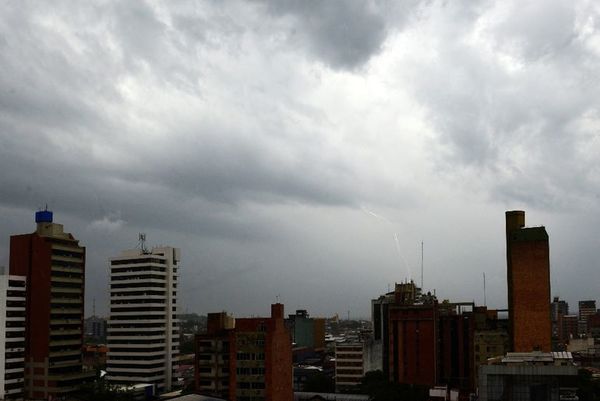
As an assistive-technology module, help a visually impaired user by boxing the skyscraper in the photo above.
[505,210,552,352]
[106,245,181,394]
[9,210,92,399]
[0,273,26,400]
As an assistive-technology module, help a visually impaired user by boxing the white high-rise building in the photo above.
[0,273,26,400]
[106,246,180,394]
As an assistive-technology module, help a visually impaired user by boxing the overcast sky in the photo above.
[1,0,600,319]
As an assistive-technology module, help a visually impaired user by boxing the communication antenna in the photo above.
[138,233,149,254]
[93,298,96,317]
[483,272,487,306]
[421,241,424,290]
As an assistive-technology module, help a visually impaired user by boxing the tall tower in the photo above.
[505,210,551,352]
[106,245,180,394]
[9,210,93,399]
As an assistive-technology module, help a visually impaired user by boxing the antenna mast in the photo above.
[483,272,487,306]
[138,233,148,254]
[421,241,424,290]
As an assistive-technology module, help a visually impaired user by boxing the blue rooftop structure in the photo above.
[35,210,53,223]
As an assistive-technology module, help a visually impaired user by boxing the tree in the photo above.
[360,370,428,401]
[68,379,137,401]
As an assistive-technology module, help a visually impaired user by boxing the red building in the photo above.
[9,210,93,399]
[386,282,475,398]
[195,304,293,401]
[505,210,552,352]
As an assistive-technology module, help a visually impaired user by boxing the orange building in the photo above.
[195,304,293,401]
[505,210,552,352]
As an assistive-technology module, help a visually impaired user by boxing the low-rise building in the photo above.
[478,352,578,401]
[334,341,363,393]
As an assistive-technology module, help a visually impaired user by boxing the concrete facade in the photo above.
[106,246,181,393]
[0,274,26,400]
[334,342,364,392]
[478,352,578,401]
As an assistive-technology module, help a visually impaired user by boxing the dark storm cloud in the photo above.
[0,0,366,240]
[258,0,419,70]
[1,0,600,317]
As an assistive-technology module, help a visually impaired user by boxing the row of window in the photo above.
[237,353,265,361]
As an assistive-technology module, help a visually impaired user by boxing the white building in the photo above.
[0,273,26,400]
[106,246,180,394]
[334,341,364,392]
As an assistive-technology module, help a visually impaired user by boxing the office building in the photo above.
[195,304,293,401]
[578,300,596,336]
[84,315,107,341]
[505,210,552,352]
[375,281,476,397]
[9,210,92,399]
[334,341,364,392]
[106,245,181,394]
[0,273,26,400]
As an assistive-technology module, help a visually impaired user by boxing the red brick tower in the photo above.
[506,210,552,352]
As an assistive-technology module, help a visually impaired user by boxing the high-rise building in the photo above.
[0,273,26,400]
[106,245,181,394]
[9,210,92,399]
[505,210,552,352]
[195,304,293,401]
[578,300,596,336]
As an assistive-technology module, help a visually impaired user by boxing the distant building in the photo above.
[106,245,181,394]
[558,314,579,344]
[551,297,569,348]
[588,312,600,339]
[9,210,93,399]
[82,344,108,371]
[505,210,552,352]
[334,341,364,392]
[579,300,597,336]
[287,310,326,350]
[85,315,107,340]
[472,307,509,387]
[478,352,578,401]
[0,274,26,400]
[195,304,293,401]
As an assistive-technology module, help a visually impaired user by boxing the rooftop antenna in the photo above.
[483,272,487,306]
[138,233,148,254]
[93,298,96,317]
[421,241,424,290]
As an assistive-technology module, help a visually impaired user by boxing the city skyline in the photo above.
[1,1,600,319]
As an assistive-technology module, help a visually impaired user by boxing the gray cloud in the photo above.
[0,0,599,318]
[258,0,421,70]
